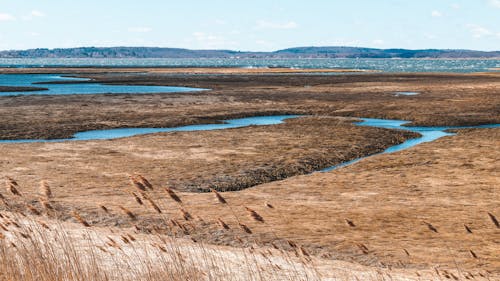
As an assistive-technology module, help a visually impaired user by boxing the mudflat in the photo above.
[0,69,498,140]
[0,86,48,92]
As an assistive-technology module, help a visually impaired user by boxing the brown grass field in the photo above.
[0,68,499,280]
[1,70,499,140]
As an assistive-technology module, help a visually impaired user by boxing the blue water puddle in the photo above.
[321,118,500,172]
[394,92,420,96]
[0,74,205,96]
[0,115,301,143]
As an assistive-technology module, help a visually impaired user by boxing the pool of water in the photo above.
[0,74,205,96]
[394,92,420,96]
[321,118,500,171]
[0,115,300,143]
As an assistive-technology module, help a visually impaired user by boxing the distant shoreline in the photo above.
[1,46,499,59]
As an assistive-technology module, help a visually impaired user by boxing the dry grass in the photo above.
[0,177,413,281]
[1,72,499,140]
[0,124,498,280]
[0,176,470,281]
[0,69,498,279]
[0,117,416,194]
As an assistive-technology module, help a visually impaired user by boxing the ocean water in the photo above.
[0,58,499,73]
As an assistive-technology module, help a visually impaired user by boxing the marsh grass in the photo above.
[0,176,325,281]
[0,175,496,280]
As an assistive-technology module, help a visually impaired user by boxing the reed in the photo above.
[119,206,137,220]
[39,180,52,199]
[487,212,499,228]
[5,179,21,197]
[129,175,146,191]
[0,175,491,280]
[165,187,182,203]
[134,174,154,190]
[245,207,264,223]
[71,211,90,227]
[210,188,227,204]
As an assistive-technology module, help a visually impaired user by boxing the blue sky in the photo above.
[0,0,499,51]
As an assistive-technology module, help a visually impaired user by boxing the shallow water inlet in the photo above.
[1,114,498,173]
[0,74,205,96]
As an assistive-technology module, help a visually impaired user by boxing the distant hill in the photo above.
[0,46,499,58]
[274,47,500,58]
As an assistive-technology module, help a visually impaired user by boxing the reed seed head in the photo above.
[71,211,90,227]
[470,250,478,259]
[217,218,230,230]
[345,219,355,227]
[245,207,264,223]
[464,224,473,234]
[119,206,137,220]
[6,182,21,197]
[239,223,252,234]
[134,174,153,189]
[264,202,274,209]
[99,205,109,213]
[39,180,52,199]
[129,175,146,191]
[165,187,182,203]
[210,188,227,204]
[424,221,438,233]
[27,204,41,216]
[129,191,143,205]
[487,212,499,228]
[180,208,192,221]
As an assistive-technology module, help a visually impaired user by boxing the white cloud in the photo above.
[256,20,298,30]
[488,0,500,8]
[191,32,238,49]
[317,38,361,47]
[451,3,461,9]
[372,39,384,45]
[0,13,15,21]
[466,24,493,38]
[431,10,443,17]
[128,27,152,33]
[22,10,46,20]
[30,10,45,17]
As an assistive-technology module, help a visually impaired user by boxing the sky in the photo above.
[0,0,499,51]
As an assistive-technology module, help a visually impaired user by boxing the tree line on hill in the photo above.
[0,46,498,58]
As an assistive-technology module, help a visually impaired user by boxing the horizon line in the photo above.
[1,45,499,53]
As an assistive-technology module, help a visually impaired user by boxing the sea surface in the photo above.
[0,58,499,73]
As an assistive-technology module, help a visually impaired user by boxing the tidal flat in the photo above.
[0,68,499,279]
